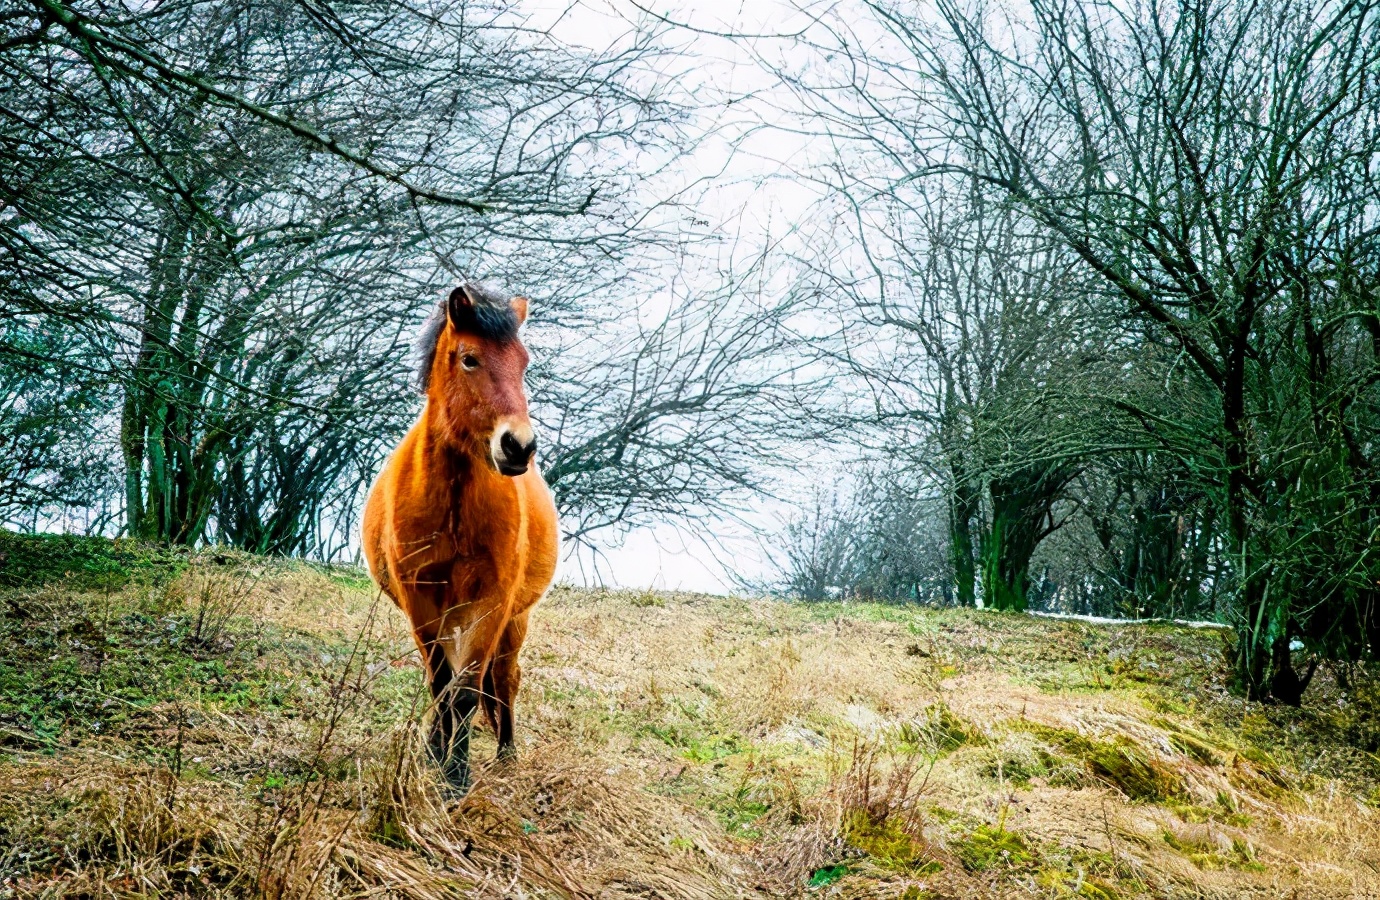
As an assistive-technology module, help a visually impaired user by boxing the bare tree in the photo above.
[770,486,864,602]
[0,316,116,528]
[1,0,701,553]
[764,462,953,604]
[1061,452,1223,619]
[537,247,811,545]
[787,168,1103,610]
[775,0,1380,701]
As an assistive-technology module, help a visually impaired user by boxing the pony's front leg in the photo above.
[424,638,477,794]
[404,596,473,794]
[434,603,506,795]
[431,676,479,794]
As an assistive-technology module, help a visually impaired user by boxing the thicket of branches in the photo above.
[766,0,1380,703]
[1,0,794,556]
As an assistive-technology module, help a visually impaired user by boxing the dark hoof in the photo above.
[439,767,472,800]
[496,742,518,763]
[429,743,471,798]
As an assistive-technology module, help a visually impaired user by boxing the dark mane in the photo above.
[415,284,519,393]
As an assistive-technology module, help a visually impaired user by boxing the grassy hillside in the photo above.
[0,535,1377,899]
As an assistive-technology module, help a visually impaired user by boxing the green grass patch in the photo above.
[0,576,360,753]
[311,562,375,593]
[1013,722,1185,801]
[1036,868,1122,898]
[843,809,941,873]
[0,530,186,590]
[978,733,1087,788]
[715,795,770,838]
[629,590,665,608]
[955,822,1033,872]
[1164,726,1224,766]
[889,703,982,757]
[1085,738,1184,802]
[1161,829,1266,872]
[647,720,747,763]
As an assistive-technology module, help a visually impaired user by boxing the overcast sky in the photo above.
[523,0,837,593]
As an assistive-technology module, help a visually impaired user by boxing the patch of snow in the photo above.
[1029,611,1230,630]
[843,703,886,733]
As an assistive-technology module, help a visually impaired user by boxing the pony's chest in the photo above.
[387,489,507,562]
[396,524,519,597]
[390,466,549,592]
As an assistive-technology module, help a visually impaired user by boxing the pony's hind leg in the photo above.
[488,610,529,761]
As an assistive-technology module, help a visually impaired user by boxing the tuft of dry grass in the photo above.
[1,560,1379,898]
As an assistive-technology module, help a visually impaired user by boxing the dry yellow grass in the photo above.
[1,558,1378,899]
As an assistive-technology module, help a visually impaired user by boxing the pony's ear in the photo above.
[447,285,478,332]
[510,296,529,326]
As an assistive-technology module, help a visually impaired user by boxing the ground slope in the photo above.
[0,535,1378,899]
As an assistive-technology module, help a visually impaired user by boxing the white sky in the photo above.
[523,0,838,593]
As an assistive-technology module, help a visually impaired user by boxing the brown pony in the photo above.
[363,284,559,792]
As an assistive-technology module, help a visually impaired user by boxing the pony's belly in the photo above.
[516,550,557,613]
[514,478,560,613]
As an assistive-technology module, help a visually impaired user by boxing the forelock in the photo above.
[414,285,520,393]
[455,283,520,341]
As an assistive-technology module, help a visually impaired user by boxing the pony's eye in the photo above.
[461,354,479,370]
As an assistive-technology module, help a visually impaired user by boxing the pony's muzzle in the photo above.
[493,426,537,476]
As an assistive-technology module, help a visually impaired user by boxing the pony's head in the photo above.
[418,284,536,476]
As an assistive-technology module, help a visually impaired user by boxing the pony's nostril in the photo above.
[500,431,535,464]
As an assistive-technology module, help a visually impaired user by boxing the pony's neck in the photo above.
[420,397,491,477]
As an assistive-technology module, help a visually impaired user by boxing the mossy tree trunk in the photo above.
[978,466,1071,612]
[119,203,235,545]
[947,464,979,607]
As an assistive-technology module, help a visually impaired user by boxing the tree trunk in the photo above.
[979,506,1032,611]
[1220,310,1277,701]
[948,467,978,607]
[980,474,1042,612]
[122,217,187,540]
